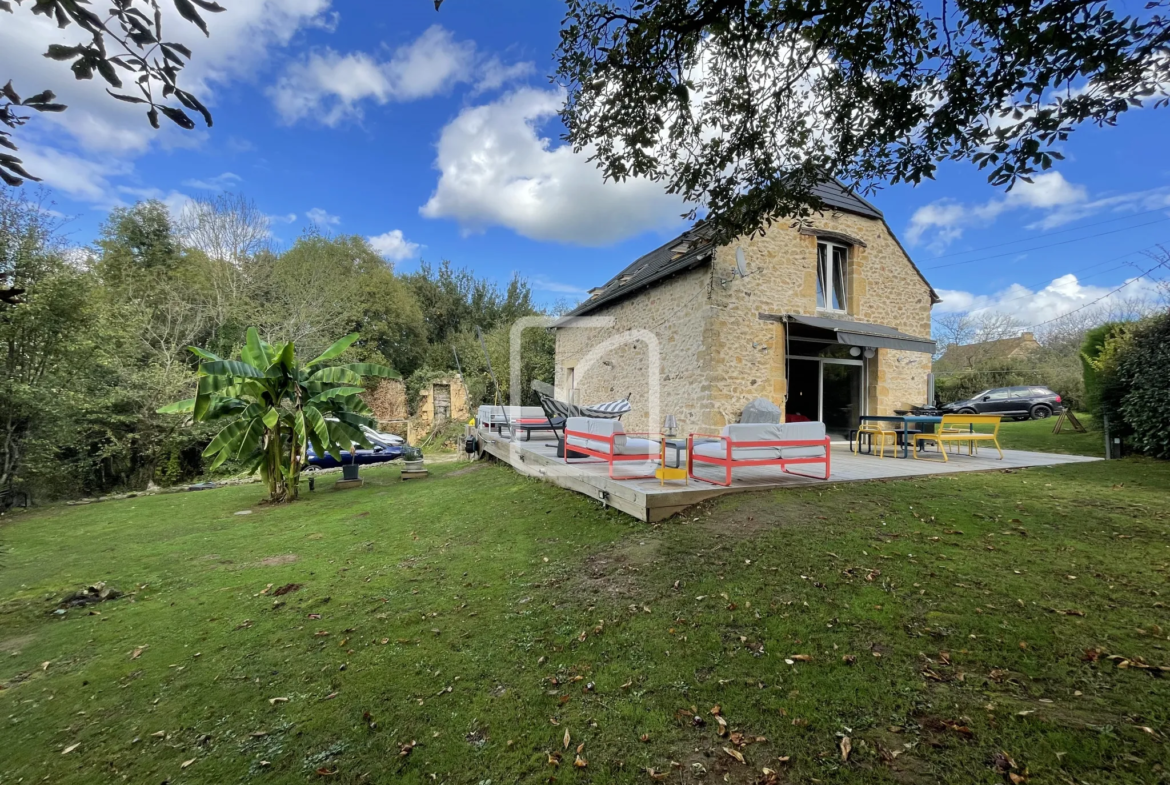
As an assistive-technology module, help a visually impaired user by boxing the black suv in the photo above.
[941,385,1062,420]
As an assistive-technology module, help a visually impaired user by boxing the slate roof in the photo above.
[560,181,904,320]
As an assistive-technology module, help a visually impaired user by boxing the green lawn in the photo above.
[996,414,1104,457]
[2,449,1167,784]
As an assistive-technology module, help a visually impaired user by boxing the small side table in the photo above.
[656,438,688,485]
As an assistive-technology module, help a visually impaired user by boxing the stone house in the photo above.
[939,332,1041,368]
[553,182,939,437]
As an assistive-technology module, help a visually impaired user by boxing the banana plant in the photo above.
[159,328,398,502]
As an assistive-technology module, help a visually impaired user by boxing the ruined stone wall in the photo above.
[554,267,713,434]
[366,379,408,424]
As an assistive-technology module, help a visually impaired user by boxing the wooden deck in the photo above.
[477,429,1099,522]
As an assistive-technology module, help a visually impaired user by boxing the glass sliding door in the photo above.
[821,361,863,437]
[785,349,865,436]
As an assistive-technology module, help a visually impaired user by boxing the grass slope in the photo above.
[2,443,1167,784]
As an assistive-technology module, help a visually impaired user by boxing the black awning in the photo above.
[781,314,936,354]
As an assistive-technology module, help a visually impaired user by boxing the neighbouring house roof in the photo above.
[559,181,934,321]
[939,333,1041,367]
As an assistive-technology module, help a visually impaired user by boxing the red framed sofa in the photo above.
[688,421,831,486]
[564,417,661,479]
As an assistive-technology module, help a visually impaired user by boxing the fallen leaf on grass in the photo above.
[268,697,289,705]
[840,736,852,762]
[62,743,80,755]
[942,720,974,737]
[181,759,196,769]
[647,768,667,781]
[640,733,650,742]
[574,754,588,768]
[715,716,729,736]
[399,740,416,757]
[790,654,812,662]
[724,747,745,764]
[316,767,336,776]
[130,645,148,660]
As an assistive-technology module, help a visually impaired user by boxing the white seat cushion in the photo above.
[565,418,659,456]
[693,442,782,461]
[566,417,624,453]
[616,437,660,456]
[693,421,826,462]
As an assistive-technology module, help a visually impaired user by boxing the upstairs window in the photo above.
[816,241,848,312]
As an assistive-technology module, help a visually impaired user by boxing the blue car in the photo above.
[305,424,407,468]
[305,444,403,468]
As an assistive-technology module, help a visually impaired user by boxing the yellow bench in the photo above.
[912,414,1003,462]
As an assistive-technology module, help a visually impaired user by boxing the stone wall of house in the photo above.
[702,211,935,422]
[554,266,713,434]
[555,210,935,432]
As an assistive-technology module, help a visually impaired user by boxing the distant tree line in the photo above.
[0,186,556,500]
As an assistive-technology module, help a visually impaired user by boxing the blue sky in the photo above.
[7,1,1170,324]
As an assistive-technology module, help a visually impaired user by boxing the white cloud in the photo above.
[474,58,537,95]
[14,144,130,206]
[182,172,243,190]
[367,230,420,261]
[907,172,1089,251]
[269,25,520,126]
[306,207,341,226]
[269,212,299,224]
[420,88,686,245]
[116,186,196,218]
[530,275,588,295]
[935,272,1164,324]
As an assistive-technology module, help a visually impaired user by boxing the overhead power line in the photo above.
[922,206,1170,262]
[1023,255,1170,331]
[923,217,1170,270]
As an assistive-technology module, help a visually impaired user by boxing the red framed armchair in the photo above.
[564,417,661,479]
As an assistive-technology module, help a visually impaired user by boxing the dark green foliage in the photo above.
[1094,312,1170,459]
[1079,322,1122,419]
[1,1,219,185]
[558,0,1170,240]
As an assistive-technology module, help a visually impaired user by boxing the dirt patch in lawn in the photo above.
[569,538,662,600]
[695,494,853,542]
[445,463,487,479]
[0,633,34,654]
[254,554,299,567]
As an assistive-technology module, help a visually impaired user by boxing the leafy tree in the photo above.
[557,0,1170,240]
[0,187,111,492]
[1,0,223,186]
[403,260,538,349]
[97,200,183,284]
[160,329,399,502]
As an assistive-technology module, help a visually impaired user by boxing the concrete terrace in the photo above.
[477,428,1100,522]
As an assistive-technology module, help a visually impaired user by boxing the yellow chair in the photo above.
[912,415,1003,462]
[856,422,898,458]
